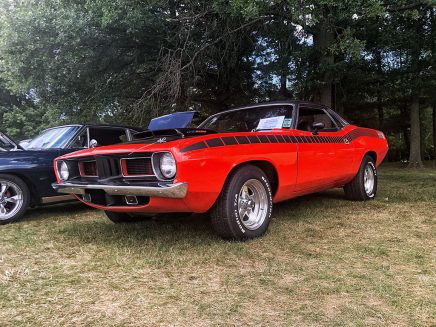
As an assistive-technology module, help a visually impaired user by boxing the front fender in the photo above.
[174,142,297,212]
[0,150,62,198]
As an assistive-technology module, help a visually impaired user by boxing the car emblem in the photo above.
[344,138,350,144]
[156,137,167,143]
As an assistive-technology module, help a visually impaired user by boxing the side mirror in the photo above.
[89,139,98,148]
[312,122,325,135]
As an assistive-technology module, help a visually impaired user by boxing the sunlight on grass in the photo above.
[1,162,435,326]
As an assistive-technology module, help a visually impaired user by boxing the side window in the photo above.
[69,129,88,148]
[88,128,127,147]
[327,109,349,128]
[297,107,338,132]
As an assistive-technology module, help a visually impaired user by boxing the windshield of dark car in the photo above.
[26,126,81,149]
[0,134,16,151]
[198,105,294,133]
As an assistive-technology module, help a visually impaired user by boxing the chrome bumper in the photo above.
[52,182,188,199]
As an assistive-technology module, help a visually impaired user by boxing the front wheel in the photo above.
[344,155,378,201]
[0,174,30,224]
[210,165,273,240]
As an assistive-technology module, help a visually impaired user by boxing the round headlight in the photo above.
[59,161,69,181]
[159,153,176,179]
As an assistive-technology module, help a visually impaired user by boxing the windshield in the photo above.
[26,126,81,149]
[0,133,17,151]
[199,105,294,133]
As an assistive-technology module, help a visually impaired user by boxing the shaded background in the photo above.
[0,0,434,164]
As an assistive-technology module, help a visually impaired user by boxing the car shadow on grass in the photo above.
[58,213,224,250]
[56,189,348,248]
[22,201,91,223]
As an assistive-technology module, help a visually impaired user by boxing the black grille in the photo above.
[81,161,97,176]
[96,156,121,179]
[122,158,154,176]
[71,153,157,181]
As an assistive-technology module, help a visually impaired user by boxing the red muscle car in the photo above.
[52,101,388,240]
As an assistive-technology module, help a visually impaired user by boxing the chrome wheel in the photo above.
[238,179,268,230]
[0,180,24,221]
[363,164,375,196]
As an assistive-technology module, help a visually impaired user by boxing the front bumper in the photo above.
[52,182,188,199]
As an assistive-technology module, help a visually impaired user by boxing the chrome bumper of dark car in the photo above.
[52,182,188,199]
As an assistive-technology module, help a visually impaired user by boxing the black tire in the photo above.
[210,165,273,240]
[104,211,150,223]
[0,174,30,225]
[344,155,378,201]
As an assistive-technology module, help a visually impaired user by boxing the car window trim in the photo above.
[295,104,340,132]
[198,103,295,130]
[322,108,341,131]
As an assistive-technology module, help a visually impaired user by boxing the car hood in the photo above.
[0,148,63,158]
[0,132,23,151]
[131,128,216,144]
[56,128,220,160]
[147,111,197,131]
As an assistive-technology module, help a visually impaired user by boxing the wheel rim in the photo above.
[238,179,268,231]
[0,179,24,221]
[363,164,375,196]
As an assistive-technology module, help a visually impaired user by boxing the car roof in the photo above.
[205,100,331,118]
[43,124,144,132]
[231,100,329,110]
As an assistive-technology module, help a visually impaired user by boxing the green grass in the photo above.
[1,162,435,326]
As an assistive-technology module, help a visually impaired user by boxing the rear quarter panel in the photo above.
[346,126,389,168]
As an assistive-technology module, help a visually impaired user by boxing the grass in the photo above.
[1,162,435,326]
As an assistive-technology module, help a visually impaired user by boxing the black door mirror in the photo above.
[312,122,325,135]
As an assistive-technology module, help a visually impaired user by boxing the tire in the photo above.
[344,155,378,201]
[104,211,150,223]
[0,174,30,225]
[210,165,273,240]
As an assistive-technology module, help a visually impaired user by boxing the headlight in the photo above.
[58,161,69,181]
[159,153,176,179]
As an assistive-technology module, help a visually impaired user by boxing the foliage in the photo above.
[0,0,434,159]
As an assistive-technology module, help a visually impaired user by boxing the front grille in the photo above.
[121,157,154,176]
[73,153,156,181]
[96,156,121,179]
[79,160,97,177]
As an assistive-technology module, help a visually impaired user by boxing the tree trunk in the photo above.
[377,105,384,129]
[408,95,423,168]
[374,35,384,129]
[280,73,291,98]
[313,16,334,108]
[433,103,436,159]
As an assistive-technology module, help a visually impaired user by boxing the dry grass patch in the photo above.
[1,162,435,326]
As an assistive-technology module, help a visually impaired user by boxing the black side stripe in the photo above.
[180,128,379,153]
[222,136,237,145]
[180,141,208,153]
[206,138,224,147]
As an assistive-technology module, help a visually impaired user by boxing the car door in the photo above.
[87,126,130,147]
[294,105,355,193]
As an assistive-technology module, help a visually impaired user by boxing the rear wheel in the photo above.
[344,155,377,201]
[104,211,150,223]
[210,165,273,240]
[0,174,30,224]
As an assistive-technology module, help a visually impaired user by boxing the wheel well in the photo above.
[229,161,279,196]
[365,151,377,163]
[0,172,40,205]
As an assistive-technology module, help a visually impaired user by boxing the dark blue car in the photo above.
[0,124,142,224]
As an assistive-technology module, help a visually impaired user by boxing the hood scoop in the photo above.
[131,128,216,144]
